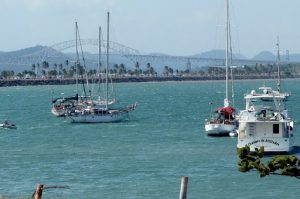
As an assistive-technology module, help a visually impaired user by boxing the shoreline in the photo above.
[0,75,299,87]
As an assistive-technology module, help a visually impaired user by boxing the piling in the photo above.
[34,184,43,199]
[179,176,188,199]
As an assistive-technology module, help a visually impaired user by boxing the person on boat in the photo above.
[3,120,9,126]
[256,109,267,118]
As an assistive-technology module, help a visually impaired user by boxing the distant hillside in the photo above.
[284,54,300,62]
[252,51,276,61]
[2,45,300,73]
[147,52,171,56]
[193,49,247,60]
[0,45,69,71]
[0,45,46,58]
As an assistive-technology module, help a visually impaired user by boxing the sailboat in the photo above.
[254,37,290,101]
[204,0,238,136]
[51,22,90,117]
[66,12,137,123]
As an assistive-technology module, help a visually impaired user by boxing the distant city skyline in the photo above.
[1,0,300,57]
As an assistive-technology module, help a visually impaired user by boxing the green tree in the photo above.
[135,62,140,76]
[58,64,63,76]
[238,146,300,179]
[31,64,36,74]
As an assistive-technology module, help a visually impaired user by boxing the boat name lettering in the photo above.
[246,139,280,146]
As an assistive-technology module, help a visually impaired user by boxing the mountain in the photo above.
[252,51,276,61]
[0,45,69,72]
[2,45,300,73]
[284,54,300,62]
[0,45,45,58]
[251,51,300,62]
[193,49,247,60]
[147,52,171,56]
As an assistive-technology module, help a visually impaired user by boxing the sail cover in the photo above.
[219,106,235,116]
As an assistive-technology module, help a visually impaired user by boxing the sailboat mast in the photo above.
[106,12,110,109]
[228,2,234,108]
[98,26,102,98]
[75,22,79,95]
[276,36,281,92]
[98,26,102,75]
[224,0,229,107]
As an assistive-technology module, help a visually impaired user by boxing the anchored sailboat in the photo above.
[250,37,290,102]
[66,12,137,123]
[51,22,90,116]
[204,0,238,136]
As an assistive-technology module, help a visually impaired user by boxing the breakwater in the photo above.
[0,75,299,87]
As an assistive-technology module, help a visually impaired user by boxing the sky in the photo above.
[1,0,300,58]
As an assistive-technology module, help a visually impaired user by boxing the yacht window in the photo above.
[273,124,279,134]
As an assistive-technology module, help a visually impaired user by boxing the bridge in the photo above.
[0,39,278,71]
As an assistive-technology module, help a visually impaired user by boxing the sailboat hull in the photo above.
[51,107,66,117]
[205,123,236,136]
[67,111,129,123]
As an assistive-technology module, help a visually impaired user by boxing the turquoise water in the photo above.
[0,80,299,198]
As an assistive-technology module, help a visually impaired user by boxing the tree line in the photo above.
[1,61,300,79]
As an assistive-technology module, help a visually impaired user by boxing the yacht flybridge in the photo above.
[237,89,294,153]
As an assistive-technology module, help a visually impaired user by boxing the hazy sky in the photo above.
[1,0,299,58]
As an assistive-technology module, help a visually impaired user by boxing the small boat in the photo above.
[0,121,17,129]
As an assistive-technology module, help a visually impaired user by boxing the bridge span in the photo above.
[0,39,278,70]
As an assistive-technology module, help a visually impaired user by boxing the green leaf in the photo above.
[287,156,298,166]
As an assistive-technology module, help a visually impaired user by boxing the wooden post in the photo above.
[179,176,188,199]
[34,184,44,199]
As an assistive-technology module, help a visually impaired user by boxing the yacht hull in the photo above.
[237,136,295,153]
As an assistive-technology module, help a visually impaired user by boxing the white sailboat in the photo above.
[237,89,295,153]
[67,12,137,123]
[51,22,90,117]
[255,37,290,101]
[204,0,238,136]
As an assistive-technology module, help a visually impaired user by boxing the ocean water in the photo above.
[0,79,299,199]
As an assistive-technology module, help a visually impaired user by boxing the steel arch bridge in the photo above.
[0,39,277,68]
[0,39,140,66]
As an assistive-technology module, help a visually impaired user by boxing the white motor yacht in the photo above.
[237,90,294,153]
